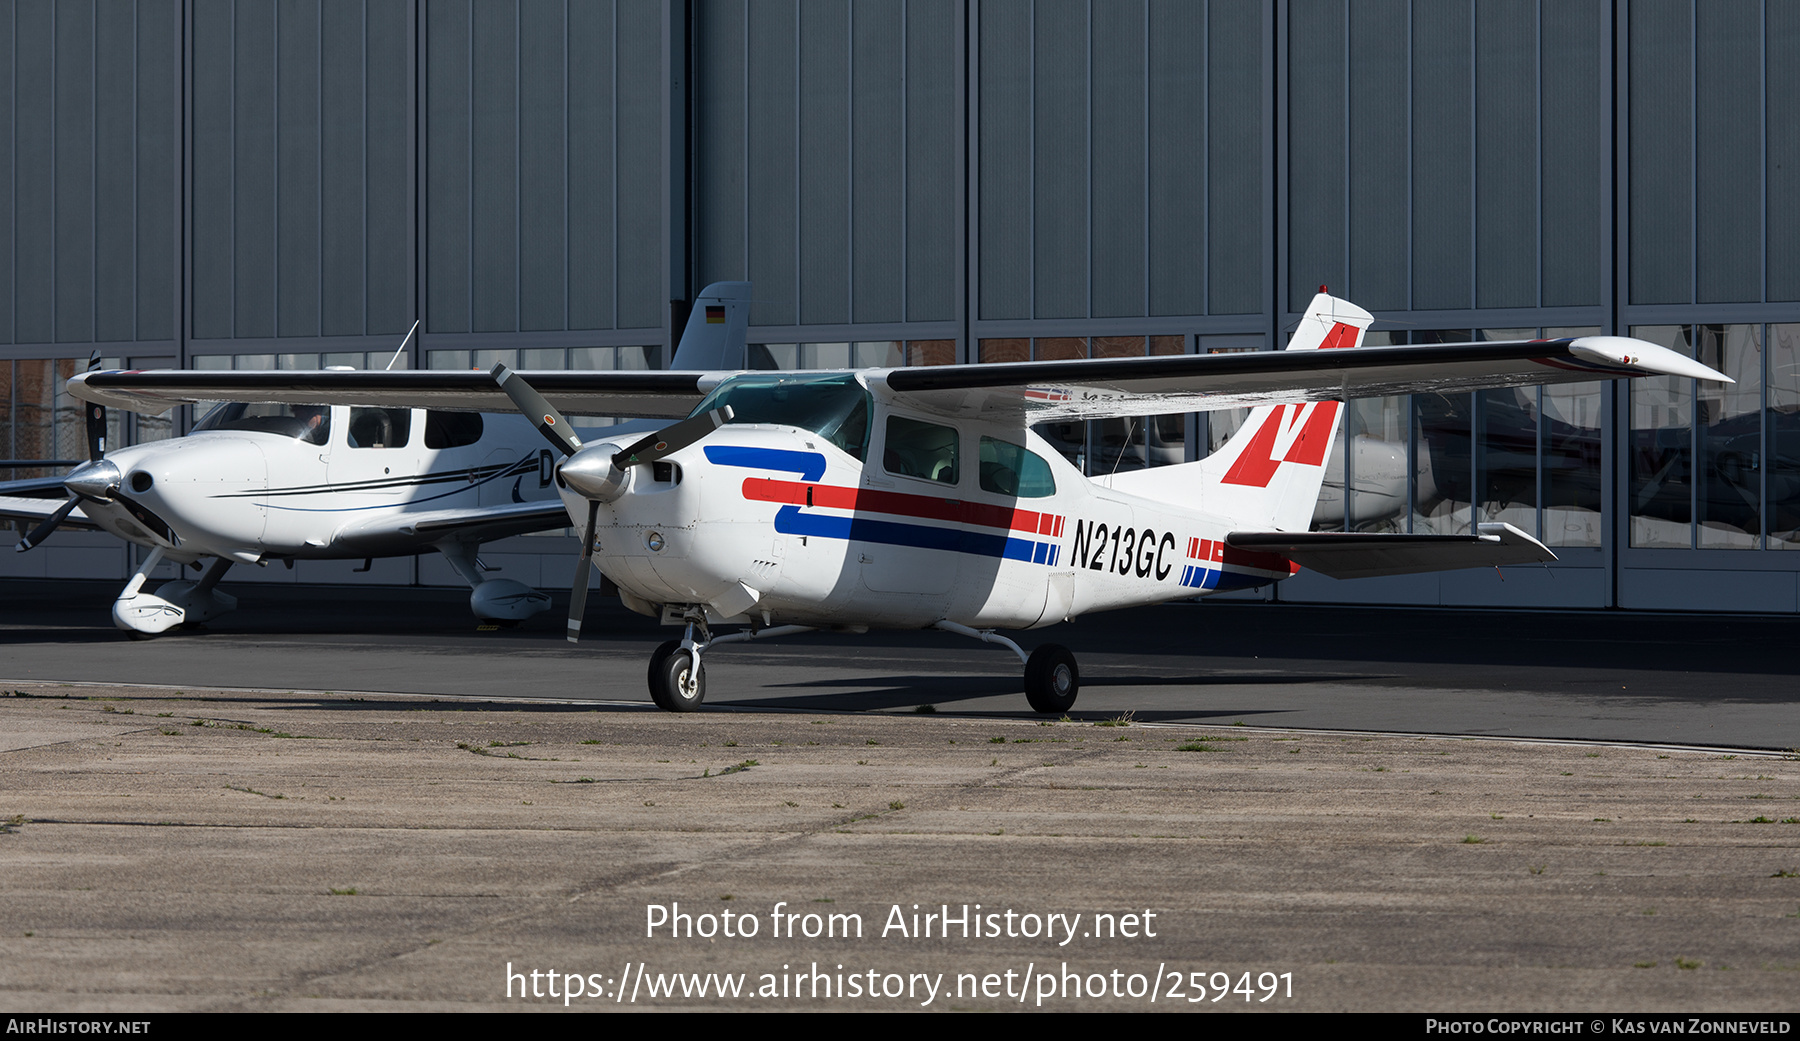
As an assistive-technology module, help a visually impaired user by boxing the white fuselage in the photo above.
[81,407,559,563]
[567,410,1296,633]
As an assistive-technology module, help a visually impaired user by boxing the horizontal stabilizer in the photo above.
[1225,522,1556,580]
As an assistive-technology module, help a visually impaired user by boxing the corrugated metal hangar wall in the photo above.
[2,0,1797,612]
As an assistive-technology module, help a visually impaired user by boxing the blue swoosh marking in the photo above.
[704,445,826,482]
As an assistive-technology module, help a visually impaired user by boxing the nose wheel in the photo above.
[648,638,706,711]
[1024,643,1080,714]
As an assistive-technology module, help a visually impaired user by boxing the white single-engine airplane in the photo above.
[69,290,1728,711]
[4,283,752,635]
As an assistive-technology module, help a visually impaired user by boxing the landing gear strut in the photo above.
[643,614,816,712]
[933,620,1081,714]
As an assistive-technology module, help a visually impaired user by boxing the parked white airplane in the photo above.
[4,283,752,635]
[70,291,1728,710]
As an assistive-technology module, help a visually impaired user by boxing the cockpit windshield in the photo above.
[691,373,871,461]
[193,402,332,446]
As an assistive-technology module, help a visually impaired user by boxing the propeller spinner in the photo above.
[487,363,732,642]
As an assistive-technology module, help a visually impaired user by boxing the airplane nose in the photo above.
[64,458,122,501]
[558,446,628,502]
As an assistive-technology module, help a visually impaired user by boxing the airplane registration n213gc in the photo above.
[4,283,752,635]
[70,291,1729,711]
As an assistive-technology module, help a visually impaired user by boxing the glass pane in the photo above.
[521,348,566,370]
[1629,325,1693,547]
[1694,324,1762,548]
[1540,327,1603,547]
[978,338,1028,364]
[1348,396,1408,532]
[472,349,518,372]
[1033,337,1086,361]
[804,342,852,369]
[277,353,319,370]
[904,340,955,366]
[1410,330,1473,535]
[428,350,469,370]
[853,341,903,367]
[570,347,617,371]
[1770,324,1800,548]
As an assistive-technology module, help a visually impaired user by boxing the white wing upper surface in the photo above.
[69,338,1727,424]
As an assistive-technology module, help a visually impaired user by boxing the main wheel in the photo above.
[649,641,706,712]
[1023,643,1079,714]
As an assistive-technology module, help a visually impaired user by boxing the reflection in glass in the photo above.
[1770,325,1800,548]
[1694,325,1762,549]
[1409,330,1473,536]
[1629,326,1693,547]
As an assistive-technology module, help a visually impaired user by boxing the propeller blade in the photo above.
[566,499,600,644]
[490,362,583,457]
[612,406,733,468]
[16,497,80,553]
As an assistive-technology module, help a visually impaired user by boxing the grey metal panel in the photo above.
[1347,0,1407,312]
[277,0,321,338]
[365,0,410,335]
[135,0,175,342]
[1144,0,1202,316]
[905,0,954,323]
[320,0,364,337]
[519,0,566,332]
[1773,0,1800,301]
[799,0,848,326]
[470,0,517,333]
[1032,0,1086,320]
[12,0,54,344]
[1091,0,1145,320]
[1474,0,1535,309]
[1627,0,1691,305]
[568,0,617,329]
[95,2,135,343]
[1285,0,1344,313]
[55,0,94,344]
[426,0,471,333]
[746,0,797,327]
[1411,0,1472,311]
[1695,0,1760,304]
[851,0,902,325]
[0,5,14,341]
[234,0,277,338]
[614,0,660,329]
[1540,0,1600,308]
[1206,0,1261,316]
[190,0,233,340]
[695,0,745,289]
[978,0,1029,322]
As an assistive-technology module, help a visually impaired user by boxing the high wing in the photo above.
[67,368,716,420]
[70,335,1725,426]
[872,335,1727,422]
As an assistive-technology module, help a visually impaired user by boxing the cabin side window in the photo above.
[424,411,484,449]
[978,436,1056,498]
[347,407,412,449]
[884,416,959,485]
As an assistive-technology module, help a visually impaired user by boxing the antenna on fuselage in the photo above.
[385,320,421,371]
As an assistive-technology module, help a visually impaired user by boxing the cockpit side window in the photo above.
[192,402,331,446]
[425,410,484,449]
[884,416,959,485]
[347,407,411,448]
[979,436,1056,498]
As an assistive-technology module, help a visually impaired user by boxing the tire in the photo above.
[647,639,681,711]
[1024,643,1079,714]
[649,641,706,712]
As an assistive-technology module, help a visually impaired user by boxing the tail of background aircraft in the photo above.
[1103,290,1375,531]
[669,282,752,370]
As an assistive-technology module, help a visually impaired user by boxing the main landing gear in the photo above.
[640,614,1080,715]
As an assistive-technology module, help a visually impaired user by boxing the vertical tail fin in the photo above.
[669,282,752,370]
[1106,290,1375,531]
